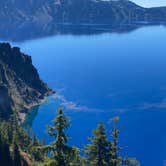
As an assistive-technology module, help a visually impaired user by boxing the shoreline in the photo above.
[19,90,55,123]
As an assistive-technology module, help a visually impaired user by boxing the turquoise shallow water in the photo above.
[12,25,166,165]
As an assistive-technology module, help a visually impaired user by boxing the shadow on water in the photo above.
[0,20,165,42]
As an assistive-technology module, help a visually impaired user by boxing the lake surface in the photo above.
[9,25,166,165]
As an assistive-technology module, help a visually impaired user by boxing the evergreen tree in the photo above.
[0,122,12,166]
[47,108,75,166]
[0,108,139,166]
[13,143,22,166]
[85,122,109,166]
[69,147,82,166]
[0,141,12,166]
[123,157,140,166]
[11,111,31,151]
[0,133,4,164]
[29,135,45,162]
[109,117,121,166]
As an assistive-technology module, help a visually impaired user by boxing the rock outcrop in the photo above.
[0,43,53,120]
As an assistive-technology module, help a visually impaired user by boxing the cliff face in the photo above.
[0,0,166,24]
[0,43,52,120]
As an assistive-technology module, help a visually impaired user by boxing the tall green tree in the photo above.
[0,121,12,166]
[0,138,12,166]
[109,117,120,166]
[13,143,22,166]
[47,108,76,166]
[85,122,109,166]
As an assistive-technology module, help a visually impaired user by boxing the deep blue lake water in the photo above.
[11,25,166,165]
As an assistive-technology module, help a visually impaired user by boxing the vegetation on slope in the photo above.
[0,108,139,166]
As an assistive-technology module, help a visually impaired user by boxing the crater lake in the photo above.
[4,24,166,166]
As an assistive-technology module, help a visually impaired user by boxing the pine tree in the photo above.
[47,108,74,166]
[0,133,3,164]
[123,157,140,166]
[85,122,109,166]
[29,135,44,161]
[69,147,82,166]
[0,142,12,166]
[109,117,121,166]
[0,122,12,166]
[13,143,22,166]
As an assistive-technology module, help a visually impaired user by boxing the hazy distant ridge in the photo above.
[0,0,166,24]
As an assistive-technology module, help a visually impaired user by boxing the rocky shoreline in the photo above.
[19,92,54,123]
[0,43,54,120]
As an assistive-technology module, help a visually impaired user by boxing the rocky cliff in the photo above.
[0,43,52,120]
[0,0,166,24]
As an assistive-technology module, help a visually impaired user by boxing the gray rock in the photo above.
[0,43,53,120]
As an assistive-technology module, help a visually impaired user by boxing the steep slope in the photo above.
[0,43,52,120]
[0,0,166,24]
[44,0,146,23]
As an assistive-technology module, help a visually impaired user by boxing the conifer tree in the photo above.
[47,108,75,166]
[0,133,3,164]
[109,117,120,166]
[13,143,22,166]
[85,122,109,166]
[0,122,12,166]
[29,135,45,161]
[0,141,12,166]
[69,147,82,166]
